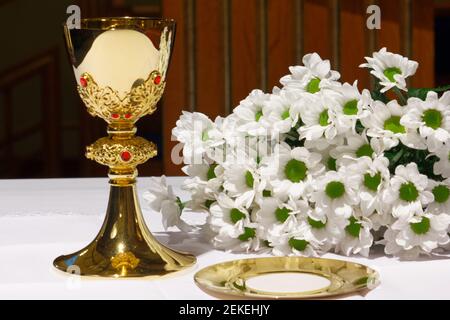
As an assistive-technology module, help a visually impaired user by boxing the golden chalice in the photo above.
[54,17,196,277]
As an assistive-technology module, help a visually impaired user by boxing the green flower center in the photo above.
[399,182,419,202]
[245,171,254,188]
[325,181,345,199]
[284,159,307,183]
[288,238,309,251]
[346,216,362,238]
[383,67,402,82]
[275,207,291,223]
[364,172,381,191]
[239,227,256,241]
[410,217,430,235]
[230,208,246,223]
[343,99,358,116]
[355,144,374,158]
[255,110,263,122]
[281,109,290,120]
[319,109,329,126]
[306,78,321,93]
[207,164,217,180]
[432,185,450,203]
[308,217,326,229]
[422,109,442,130]
[384,115,406,134]
[327,157,337,171]
[201,130,209,141]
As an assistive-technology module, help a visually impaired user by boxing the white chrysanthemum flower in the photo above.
[181,164,223,209]
[255,197,311,237]
[223,158,265,208]
[401,92,450,152]
[329,82,372,134]
[280,53,341,93]
[426,178,450,215]
[233,89,271,136]
[383,208,450,259]
[360,47,418,93]
[172,111,223,164]
[209,194,260,252]
[310,168,361,219]
[267,219,322,257]
[303,134,346,152]
[361,99,426,150]
[347,156,391,217]
[382,163,434,219]
[263,88,301,138]
[263,143,324,199]
[205,115,241,163]
[143,176,192,232]
[307,143,344,173]
[432,145,450,178]
[297,91,341,142]
[331,133,384,167]
[255,197,295,229]
[302,209,347,253]
[335,214,373,257]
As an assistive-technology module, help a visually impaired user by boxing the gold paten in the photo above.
[54,18,196,277]
[195,257,379,299]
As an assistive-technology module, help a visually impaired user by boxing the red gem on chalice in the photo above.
[124,113,132,119]
[120,151,132,162]
[80,77,88,87]
[111,113,120,119]
[153,75,162,85]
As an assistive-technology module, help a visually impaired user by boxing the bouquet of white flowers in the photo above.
[145,48,450,259]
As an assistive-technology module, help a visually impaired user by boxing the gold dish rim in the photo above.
[63,16,176,31]
[194,256,379,299]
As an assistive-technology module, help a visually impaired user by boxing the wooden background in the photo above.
[0,0,446,178]
[162,0,435,175]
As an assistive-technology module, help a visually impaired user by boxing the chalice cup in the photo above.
[54,17,196,277]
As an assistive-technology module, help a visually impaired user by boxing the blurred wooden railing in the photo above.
[0,49,61,177]
[0,48,61,178]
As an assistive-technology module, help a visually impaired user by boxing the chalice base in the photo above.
[53,184,196,277]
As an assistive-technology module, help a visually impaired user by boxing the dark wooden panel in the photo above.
[303,0,332,60]
[340,0,369,88]
[196,0,226,118]
[162,0,188,175]
[0,49,61,178]
[231,0,260,107]
[377,0,401,52]
[267,0,296,90]
[412,0,434,88]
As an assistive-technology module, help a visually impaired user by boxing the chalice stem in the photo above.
[53,127,196,277]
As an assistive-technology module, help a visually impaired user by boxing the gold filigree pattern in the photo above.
[111,252,140,270]
[86,136,157,168]
[77,71,165,123]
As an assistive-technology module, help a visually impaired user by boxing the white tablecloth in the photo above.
[1,177,449,300]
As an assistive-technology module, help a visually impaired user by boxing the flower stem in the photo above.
[392,87,407,105]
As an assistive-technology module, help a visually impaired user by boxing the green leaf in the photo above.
[408,85,450,101]
[384,143,443,181]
